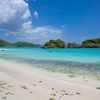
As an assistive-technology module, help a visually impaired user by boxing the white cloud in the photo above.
[22,9,31,20]
[0,0,64,43]
[0,0,30,23]
[0,0,31,32]
[15,21,63,43]
[32,11,39,18]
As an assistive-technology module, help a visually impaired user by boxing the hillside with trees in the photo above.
[82,38,100,48]
[0,39,12,46]
[43,39,66,48]
[0,39,39,47]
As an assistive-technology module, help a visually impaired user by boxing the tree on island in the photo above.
[82,38,100,48]
[43,39,66,48]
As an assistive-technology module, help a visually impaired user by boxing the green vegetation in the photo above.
[43,38,100,48]
[0,39,40,47]
[13,42,34,47]
[82,38,100,47]
[0,39,11,46]
[82,38,100,45]
[44,39,66,48]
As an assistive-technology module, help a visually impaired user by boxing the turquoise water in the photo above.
[0,47,100,78]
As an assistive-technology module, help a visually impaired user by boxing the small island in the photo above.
[43,39,66,48]
[82,38,100,48]
[43,38,100,48]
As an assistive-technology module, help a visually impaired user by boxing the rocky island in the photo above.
[82,38,100,48]
[43,38,100,48]
[43,39,66,48]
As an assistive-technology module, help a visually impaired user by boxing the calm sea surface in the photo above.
[0,47,100,79]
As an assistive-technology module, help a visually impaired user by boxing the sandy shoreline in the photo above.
[0,59,100,100]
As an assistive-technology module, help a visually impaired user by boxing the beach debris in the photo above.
[50,93,56,96]
[0,81,12,92]
[70,94,73,95]
[0,81,7,85]
[0,81,7,89]
[5,92,11,95]
[96,87,100,90]
[76,92,81,95]
[11,93,13,95]
[30,91,33,93]
[65,93,68,95]
[0,86,5,89]
[49,97,55,100]
[5,92,13,95]
[61,90,66,92]
[20,85,29,90]
[61,94,64,96]
[39,81,42,83]
[2,97,7,99]
[51,88,55,90]
[59,96,62,98]
[33,84,36,86]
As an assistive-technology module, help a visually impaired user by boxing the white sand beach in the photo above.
[0,59,100,100]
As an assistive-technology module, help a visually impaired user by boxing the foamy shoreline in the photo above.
[0,59,100,100]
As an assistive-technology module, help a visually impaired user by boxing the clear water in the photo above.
[0,47,100,79]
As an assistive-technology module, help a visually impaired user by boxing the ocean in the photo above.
[0,47,100,79]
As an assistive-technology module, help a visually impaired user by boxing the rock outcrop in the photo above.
[43,39,66,48]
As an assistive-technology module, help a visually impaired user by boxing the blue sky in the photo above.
[0,0,100,44]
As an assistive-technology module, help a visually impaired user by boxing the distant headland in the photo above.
[0,38,100,48]
[0,39,41,47]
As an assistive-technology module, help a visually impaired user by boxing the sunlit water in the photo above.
[0,47,100,79]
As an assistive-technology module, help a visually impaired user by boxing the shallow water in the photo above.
[0,47,100,79]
